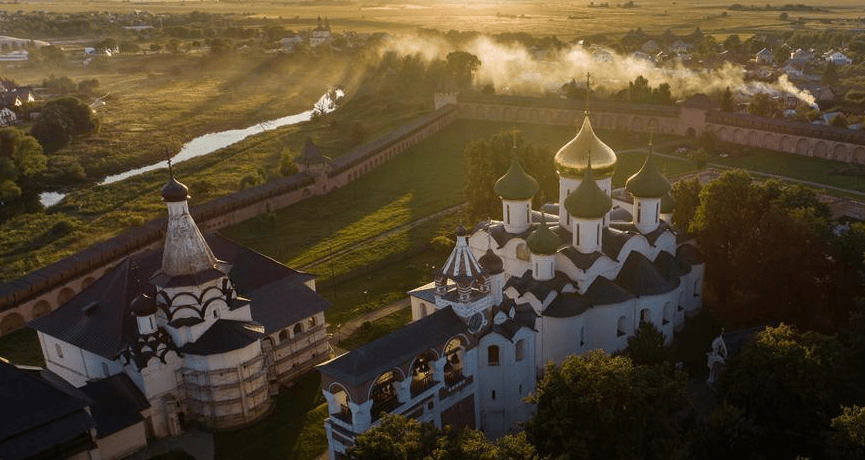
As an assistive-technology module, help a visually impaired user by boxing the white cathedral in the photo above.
[317,110,705,459]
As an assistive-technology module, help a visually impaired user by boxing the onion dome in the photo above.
[554,115,617,178]
[660,191,675,214]
[130,293,157,317]
[479,248,504,274]
[626,150,671,198]
[161,176,189,202]
[526,218,560,255]
[494,155,539,200]
[564,156,613,219]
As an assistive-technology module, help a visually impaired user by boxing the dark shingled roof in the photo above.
[653,250,691,280]
[316,307,467,387]
[80,374,150,438]
[583,276,634,305]
[602,227,634,260]
[544,292,591,318]
[505,270,572,301]
[676,243,705,266]
[182,320,264,356]
[615,251,680,297]
[560,246,605,270]
[0,360,96,460]
[296,137,329,165]
[31,234,329,359]
[492,301,538,340]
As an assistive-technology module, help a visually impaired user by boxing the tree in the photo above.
[670,177,701,231]
[346,414,540,460]
[690,170,767,303]
[831,113,848,128]
[525,350,688,460]
[628,75,651,103]
[721,86,735,112]
[718,325,855,459]
[827,406,865,460]
[747,92,783,118]
[463,130,554,220]
[624,321,673,366]
[0,127,47,219]
[30,97,100,154]
[824,61,839,86]
[445,51,481,90]
[689,403,760,460]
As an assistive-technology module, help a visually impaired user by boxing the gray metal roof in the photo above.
[317,307,467,387]
[80,373,150,438]
[615,251,680,297]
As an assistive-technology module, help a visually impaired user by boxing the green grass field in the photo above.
[338,307,413,351]
[0,328,43,367]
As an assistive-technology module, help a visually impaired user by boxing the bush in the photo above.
[429,235,454,253]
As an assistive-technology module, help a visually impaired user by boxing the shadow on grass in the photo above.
[213,372,327,460]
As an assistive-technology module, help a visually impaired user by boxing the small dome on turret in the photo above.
[555,115,617,179]
[494,155,539,200]
[455,225,467,237]
[526,218,560,255]
[161,176,189,203]
[626,149,670,198]
[479,248,504,274]
[130,293,157,317]
[660,191,675,214]
[564,157,613,219]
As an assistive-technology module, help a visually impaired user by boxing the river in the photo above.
[39,89,343,207]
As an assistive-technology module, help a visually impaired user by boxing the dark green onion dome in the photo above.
[660,191,675,214]
[626,150,670,198]
[161,176,189,202]
[554,115,617,179]
[479,248,504,274]
[564,157,613,219]
[494,155,539,200]
[130,293,158,317]
[526,218,560,255]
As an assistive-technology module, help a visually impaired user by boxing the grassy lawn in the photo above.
[338,308,413,351]
[213,372,328,460]
[0,328,44,367]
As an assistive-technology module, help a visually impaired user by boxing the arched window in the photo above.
[617,316,627,337]
[55,343,63,359]
[213,309,219,318]
[293,323,303,335]
[640,308,651,324]
[694,279,702,297]
[488,345,500,366]
[580,326,585,347]
[102,362,110,377]
[279,330,289,341]
[515,339,525,362]
[505,204,511,224]
[308,316,316,328]
[636,201,642,224]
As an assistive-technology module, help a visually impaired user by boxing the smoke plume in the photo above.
[379,34,816,106]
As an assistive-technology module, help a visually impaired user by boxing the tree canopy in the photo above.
[30,96,99,154]
[525,350,687,460]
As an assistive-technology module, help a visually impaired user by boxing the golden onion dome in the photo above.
[554,114,617,179]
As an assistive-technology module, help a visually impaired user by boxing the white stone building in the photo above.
[317,109,705,459]
[310,16,332,48]
[31,170,330,441]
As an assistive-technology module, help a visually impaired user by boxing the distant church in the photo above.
[30,167,330,447]
[317,105,705,459]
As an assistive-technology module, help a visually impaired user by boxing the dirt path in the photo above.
[329,297,411,356]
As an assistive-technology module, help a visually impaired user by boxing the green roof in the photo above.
[660,191,675,214]
[494,155,539,200]
[564,157,612,219]
[625,151,670,198]
[526,218,561,255]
